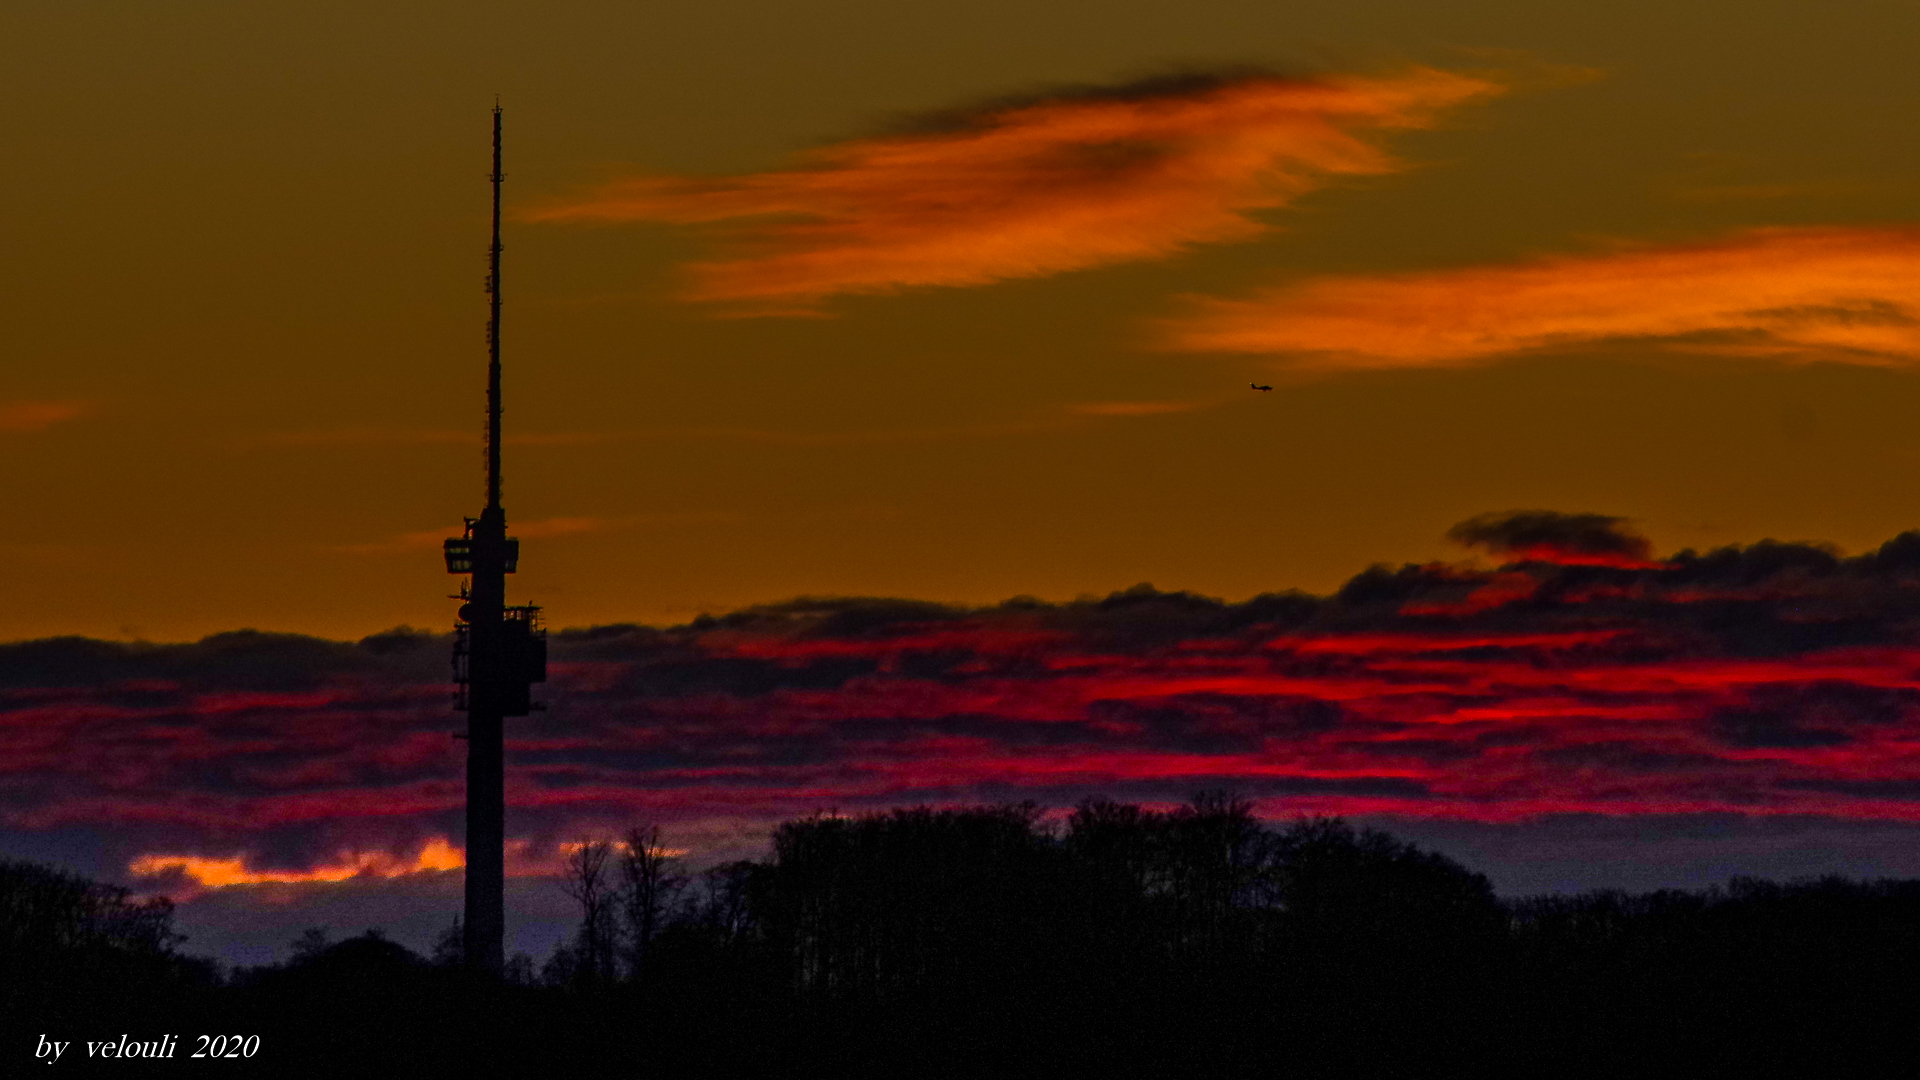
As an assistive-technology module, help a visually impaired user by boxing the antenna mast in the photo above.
[445,103,546,977]
[486,103,504,511]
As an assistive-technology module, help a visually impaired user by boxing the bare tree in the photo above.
[561,839,619,987]
[619,824,687,982]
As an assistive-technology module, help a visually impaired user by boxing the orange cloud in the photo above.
[495,838,688,879]
[0,400,88,432]
[528,69,1501,310]
[130,837,464,895]
[1166,226,1920,367]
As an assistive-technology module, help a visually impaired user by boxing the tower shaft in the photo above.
[448,104,541,977]
[462,509,507,975]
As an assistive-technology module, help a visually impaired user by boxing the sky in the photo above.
[7,0,1920,965]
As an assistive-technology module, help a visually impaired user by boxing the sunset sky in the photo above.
[8,0,1920,964]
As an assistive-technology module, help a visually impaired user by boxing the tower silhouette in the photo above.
[444,104,546,976]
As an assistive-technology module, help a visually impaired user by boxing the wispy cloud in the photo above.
[332,513,745,557]
[1066,400,1206,418]
[335,516,608,556]
[0,400,88,432]
[1164,226,1920,367]
[528,68,1501,311]
[261,428,614,447]
[264,428,468,447]
[597,420,1083,446]
[510,516,607,540]
[265,425,1064,449]
[331,529,458,556]
[130,838,464,898]
[1672,180,1870,202]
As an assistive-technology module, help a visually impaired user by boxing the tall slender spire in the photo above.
[446,103,545,978]
[486,103,504,511]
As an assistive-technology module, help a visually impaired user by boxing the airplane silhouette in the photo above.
[1250,382,1273,392]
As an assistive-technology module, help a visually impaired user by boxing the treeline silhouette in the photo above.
[7,798,1920,1075]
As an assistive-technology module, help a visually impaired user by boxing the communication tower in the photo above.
[444,104,547,976]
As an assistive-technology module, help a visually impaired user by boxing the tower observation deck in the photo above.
[444,104,546,976]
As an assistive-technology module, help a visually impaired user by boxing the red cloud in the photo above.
[9,522,1920,890]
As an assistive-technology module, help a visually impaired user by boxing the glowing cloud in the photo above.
[1167,227,1920,366]
[528,69,1501,310]
[130,837,464,895]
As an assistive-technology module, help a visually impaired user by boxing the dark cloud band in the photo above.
[6,518,1920,890]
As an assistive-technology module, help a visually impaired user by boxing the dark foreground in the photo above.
[7,798,1920,1076]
